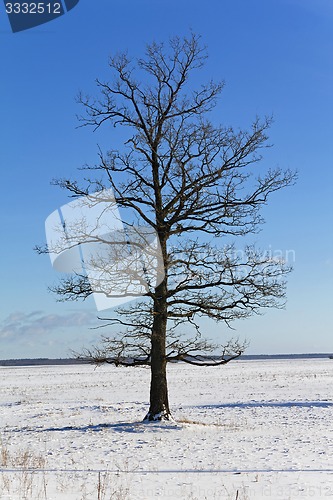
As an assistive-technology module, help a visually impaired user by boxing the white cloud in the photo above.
[0,311,97,340]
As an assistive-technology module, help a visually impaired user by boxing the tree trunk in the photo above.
[144,278,172,421]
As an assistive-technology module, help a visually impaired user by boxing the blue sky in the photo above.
[0,0,332,358]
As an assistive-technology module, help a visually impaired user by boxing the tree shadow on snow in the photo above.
[39,421,183,434]
[194,400,333,409]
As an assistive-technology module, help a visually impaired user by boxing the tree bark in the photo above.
[144,276,171,421]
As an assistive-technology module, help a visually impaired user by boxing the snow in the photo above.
[0,359,333,499]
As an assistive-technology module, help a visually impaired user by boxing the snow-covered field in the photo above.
[0,358,333,499]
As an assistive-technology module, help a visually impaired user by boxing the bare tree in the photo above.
[38,34,296,421]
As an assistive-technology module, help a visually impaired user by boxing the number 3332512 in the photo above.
[5,3,62,14]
